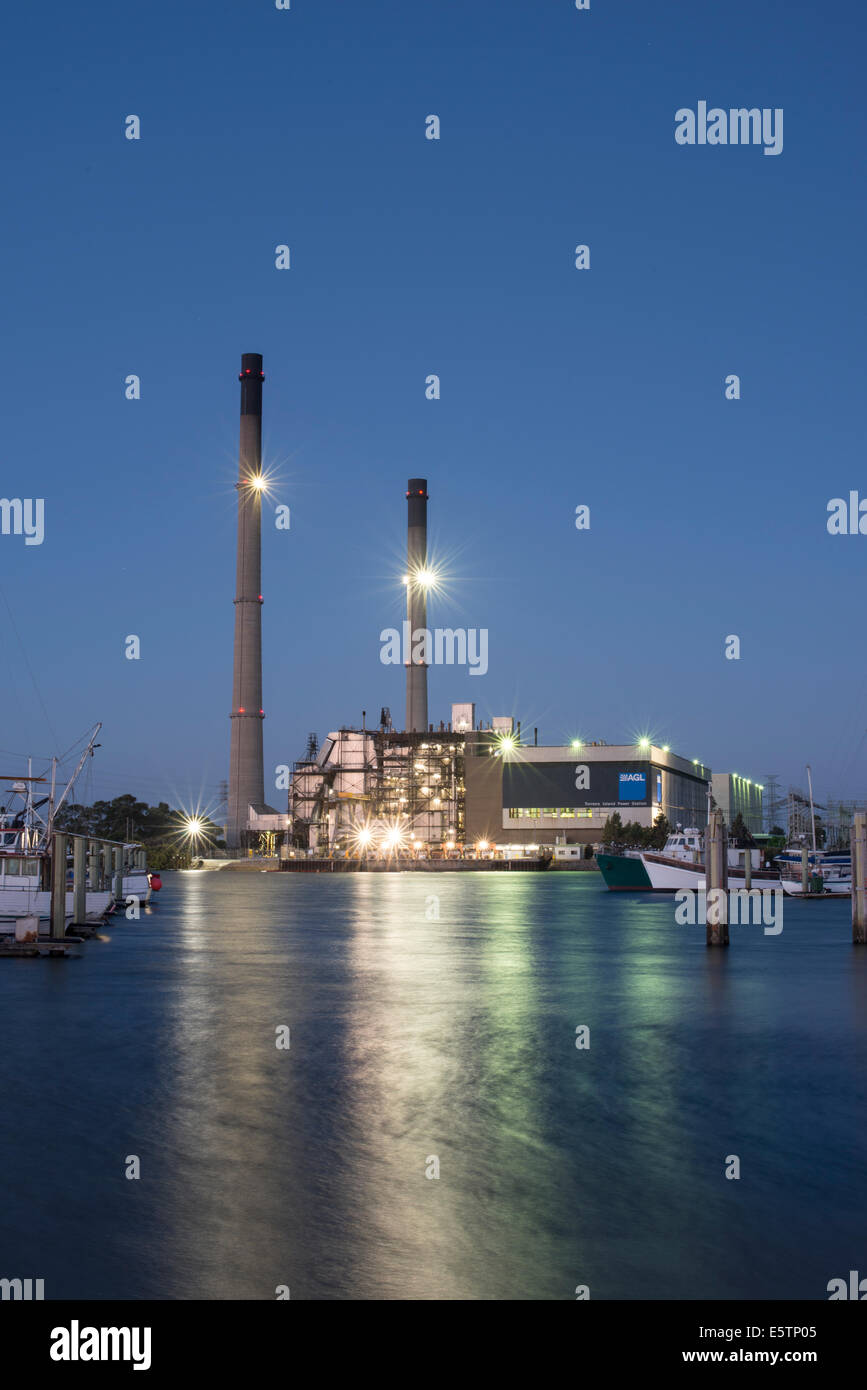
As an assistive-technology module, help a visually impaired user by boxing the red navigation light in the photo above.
[239,707,245,713]
[258,594,263,601]
[259,709,264,715]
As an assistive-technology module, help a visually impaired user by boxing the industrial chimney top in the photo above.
[239,351,265,382]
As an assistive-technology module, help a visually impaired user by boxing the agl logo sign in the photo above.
[619,773,646,801]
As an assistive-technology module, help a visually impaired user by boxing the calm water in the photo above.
[1,870,865,1301]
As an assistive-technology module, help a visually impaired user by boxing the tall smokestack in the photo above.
[227,352,266,847]
[405,477,429,733]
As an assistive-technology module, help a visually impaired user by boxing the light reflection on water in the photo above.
[1,870,865,1300]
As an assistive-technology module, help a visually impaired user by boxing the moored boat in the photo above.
[599,828,706,892]
[641,828,777,892]
[596,851,652,890]
[0,840,114,927]
[0,730,149,924]
[778,862,851,897]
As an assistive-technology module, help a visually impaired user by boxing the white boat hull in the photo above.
[640,854,780,893]
[0,887,114,927]
[122,871,151,903]
[780,878,851,897]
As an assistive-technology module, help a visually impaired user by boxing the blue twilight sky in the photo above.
[1,0,866,815]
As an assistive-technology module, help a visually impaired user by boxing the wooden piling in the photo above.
[72,835,87,926]
[801,847,809,895]
[112,846,124,903]
[744,848,752,891]
[706,810,729,946]
[51,833,67,941]
[87,840,99,891]
[852,812,867,944]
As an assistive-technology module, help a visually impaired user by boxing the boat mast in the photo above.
[46,756,57,841]
[806,764,817,853]
[26,758,33,849]
[51,723,103,825]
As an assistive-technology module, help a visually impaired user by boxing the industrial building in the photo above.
[286,716,764,858]
[710,773,764,836]
[288,716,465,855]
[224,354,762,859]
[466,739,714,851]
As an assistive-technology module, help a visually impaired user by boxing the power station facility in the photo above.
[225,354,763,857]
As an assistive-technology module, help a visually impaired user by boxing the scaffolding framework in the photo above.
[288,728,466,855]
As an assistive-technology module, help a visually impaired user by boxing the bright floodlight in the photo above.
[415,567,438,589]
[186,817,203,835]
[571,739,582,749]
[495,733,518,755]
[357,828,373,844]
[477,839,488,852]
[638,737,650,749]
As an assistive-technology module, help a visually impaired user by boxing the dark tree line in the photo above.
[55,794,224,868]
[600,813,671,850]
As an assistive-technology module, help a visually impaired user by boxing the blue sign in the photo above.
[656,773,662,804]
[619,772,647,801]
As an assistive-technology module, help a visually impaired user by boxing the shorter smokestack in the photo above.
[405,478,429,733]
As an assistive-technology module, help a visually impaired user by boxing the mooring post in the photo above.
[51,833,68,941]
[87,839,99,890]
[801,847,809,895]
[72,835,87,926]
[112,847,124,903]
[101,841,112,891]
[706,810,729,946]
[852,812,867,944]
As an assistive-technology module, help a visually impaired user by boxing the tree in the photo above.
[601,813,624,847]
[729,813,755,846]
[646,813,671,849]
[55,794,225,864]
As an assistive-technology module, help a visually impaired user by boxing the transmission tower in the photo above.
[763,774,782,834]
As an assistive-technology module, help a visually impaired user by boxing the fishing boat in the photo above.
[595,848,653,890]
[598,828,706,891]
[773,763,851,895]
[640,828,778,893]
[0,831,113,929]
[774,848,850,870]
[777,861,851,897]
[0,726,141,926]
[600,826,771,892]
[122,850,152,904]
